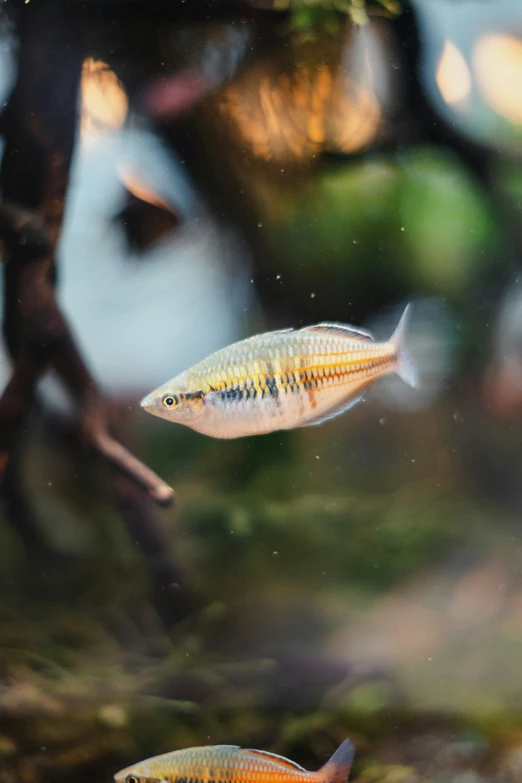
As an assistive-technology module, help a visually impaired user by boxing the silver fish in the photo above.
[141,304,416,438]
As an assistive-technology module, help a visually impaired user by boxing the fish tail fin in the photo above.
[389,303,416,389]
[318,740,355,783]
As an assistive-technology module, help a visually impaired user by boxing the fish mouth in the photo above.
[140,394,155,413]
[140,394,167,420]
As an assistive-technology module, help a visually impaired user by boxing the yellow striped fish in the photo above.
[140,304,415,438]
[114,740,354,783]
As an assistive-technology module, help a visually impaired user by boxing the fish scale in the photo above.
[154,747,311,783]
[192,337,389,400]
[140,305,416,438]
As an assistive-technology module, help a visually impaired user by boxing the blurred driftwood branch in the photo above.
[0,204,174,506]
[0,22,173,504]
[0,2,196,625]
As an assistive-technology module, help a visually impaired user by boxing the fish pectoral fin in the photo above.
[204,388,221,408]
[299,323,374,342]
[298,384,373,428]
[243,750,306,772]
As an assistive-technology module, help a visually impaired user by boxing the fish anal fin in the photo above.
[319,740,355,783]
[298,384,373,428]
[300,323,374,342]
[244,750,306,772]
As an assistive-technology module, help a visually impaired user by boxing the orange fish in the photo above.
[114,741,355,783]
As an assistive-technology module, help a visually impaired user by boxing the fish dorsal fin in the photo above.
[300,322,374,342]
[298,382,373,428]
[235,328,294,347]
[244,750,306,772]
[257,328,294,339]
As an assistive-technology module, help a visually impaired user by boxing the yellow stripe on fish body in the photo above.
[140,305,416,439]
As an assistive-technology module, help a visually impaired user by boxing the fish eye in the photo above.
[125,776,140,783]
[162,394,178,408]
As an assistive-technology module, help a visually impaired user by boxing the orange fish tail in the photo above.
[318,740,354,783]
